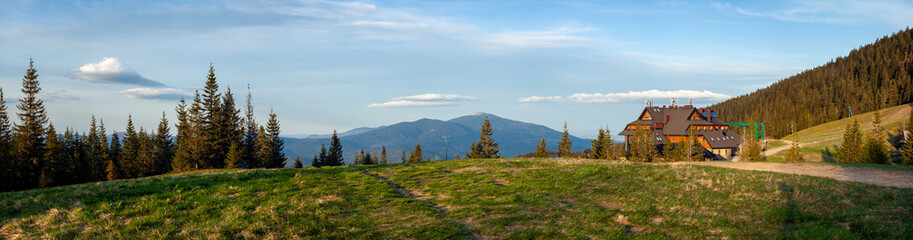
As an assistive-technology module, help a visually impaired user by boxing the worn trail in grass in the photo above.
[3,158,913,239]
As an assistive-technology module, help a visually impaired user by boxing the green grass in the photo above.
[784,104,911,152]
[3,158,913,239]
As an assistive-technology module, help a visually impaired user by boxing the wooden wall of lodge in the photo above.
[623,125,732,150]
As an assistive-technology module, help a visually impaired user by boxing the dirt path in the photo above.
[670,161,913,188]
[761,140,793,157]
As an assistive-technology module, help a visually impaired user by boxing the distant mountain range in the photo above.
[282,112,589,165]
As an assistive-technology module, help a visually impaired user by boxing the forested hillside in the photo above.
[711,28,913,138]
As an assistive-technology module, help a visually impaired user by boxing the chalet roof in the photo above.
[701,129,742,148]
[619,106,724,135]
[618,105,742,149]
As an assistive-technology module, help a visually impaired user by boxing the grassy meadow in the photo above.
[2,158,912,239]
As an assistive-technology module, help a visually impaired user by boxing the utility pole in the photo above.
[442,135,450,160]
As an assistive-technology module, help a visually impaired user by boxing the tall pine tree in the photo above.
[201,63,224,169]
[535,138,548,158]
[106,131,123,181]
[839,119,863,163]
[409,141,423,163]
[241,84,258,168]
[326,131,344,166]
[558,122,572,157]
[153,112,174,174]
[265,110,285,168]
[0,88,12,191]
[14,59,49,189]
[467,116,500,159]
[39,124,61,188]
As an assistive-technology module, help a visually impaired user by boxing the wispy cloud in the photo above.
[394,93,476,101]
[367,100,455,108]
[518,96,563,102]
[520,90,731,103]
[485,27,594,48]
[70,58,165,87]
[714,1,913,27]
[41,90,80,102]
[119,87,192,100]
[369,93,475,108]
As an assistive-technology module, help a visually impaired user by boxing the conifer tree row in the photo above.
[1,60,286,192]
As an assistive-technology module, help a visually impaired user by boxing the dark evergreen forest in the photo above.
[711,28,913,138]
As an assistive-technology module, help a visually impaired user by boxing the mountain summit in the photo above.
[283,113,589,165]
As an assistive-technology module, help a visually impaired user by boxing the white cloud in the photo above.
[567,90,731,103]
[369,93,475,107]
[119,88,192,100]
[485,27,594,48]
[70,58,165,87]
[715,1,913,27]
[367,100,454,108]
[393,93,476,101]
[518,96,563,102]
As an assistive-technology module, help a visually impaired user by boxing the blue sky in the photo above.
[1,0,910,138]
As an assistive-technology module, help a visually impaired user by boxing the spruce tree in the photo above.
[839,119,863,163]
[265,110,285,168]
[201,63,224,168]
[862,132,889,164]
[294,156,303,168]
[602,128,615,160]
[629,127,655,162]
[354,148,365,165]
[401,150,406,164]
[153,112,174,174]
[86,116,107,181]
[409,141,423,163]
[312,144,328,167]
[535,138,548,158]
[684,122,702,161]
[107,131,123,181]
[590,128,605,159]
[468,116,500,159]
[0,88,12,191]
[381,146,388,164]
[67,129,89,184]
[327,131,344,166]
[558,122,572,157]
[661,136,675,162]
[903,108,913,165]
[455,152,461,160]
[743,127,763,162]
[256,126,271,168]
[219,86,243,168]
[39,124,61,188]
[121,115,140,178]
[226,142,241,169]
[786,141,804,162]
[241,85,258,168]
[172,99,194,171]
[14,59,49,189]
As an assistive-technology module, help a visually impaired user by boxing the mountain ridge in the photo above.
[282,113,590,165]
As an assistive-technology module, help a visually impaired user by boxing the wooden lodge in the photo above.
[618,101,741,160]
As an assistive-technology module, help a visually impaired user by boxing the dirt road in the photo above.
[670,161,913,188]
